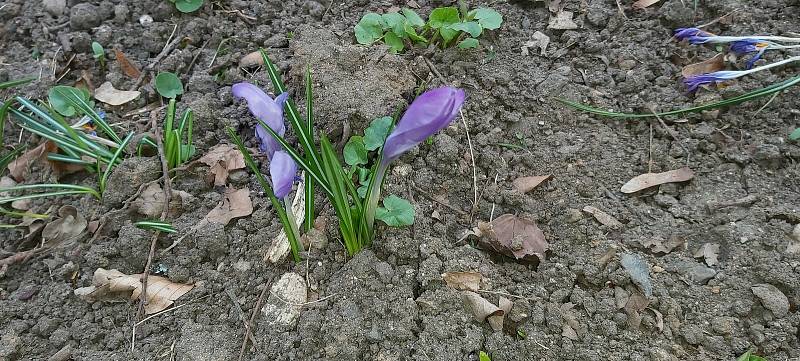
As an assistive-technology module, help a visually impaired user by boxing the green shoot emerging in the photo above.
[135,220,177,233]
[91,41,106,69]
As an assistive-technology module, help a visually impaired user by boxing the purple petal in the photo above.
[270,151,297,198]
[382,87,466,162]
[255,123,282,159]
[231,82,286,136]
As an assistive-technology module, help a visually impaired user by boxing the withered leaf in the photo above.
[620,167,695,193]
[582,206,623,229]
[239,51,264,68]
[476,214,548,265]
[632,0,661,9]
[94,81,141,106]
[74,268,194,314]
[548,10,578,30]
[198,144,246,186]
[132,183,194,218]
[693,243,720,267]
[681,53,725,78]
[41,205,86,245]
[205,188,253,225]
[442,271,482,292]
[462,291,506,331]
[561,324,578,340]
[620,253,652,297]
[265,180,306,263]
[487,296,513,332]
[8,142,52,182]
[521,31,550,56]
[114,49,141,79]
[639,235,685,255]
[512,174,552,193]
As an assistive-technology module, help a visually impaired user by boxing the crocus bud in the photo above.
[270,150,297,198]
[231,82,288,159]
[382,87,466,162]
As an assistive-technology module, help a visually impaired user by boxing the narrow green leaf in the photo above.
[50,87,121,143]
[48,86,88,117]
[0,76,36,90]
[479,351,492,361]
[376,195,415,226]
[0,184,100,203]
[0,146,25,174]
[304,66,315,232]
[100,132,134,193]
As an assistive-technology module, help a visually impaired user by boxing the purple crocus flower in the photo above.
[231,82,289,159]
[683,55,800,92]
[730,39,772,69]
[270,150,297,198]
[381,87,466,162]
[674,27,714,43]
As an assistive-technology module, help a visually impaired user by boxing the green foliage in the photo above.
[91,41,105,68]
[163,99,195,169]
[0,76,36,90]
[169,0,204,13]
[155,72,184,99]
[479,351,492,361]
[363,116,393,151]
[789,127,800,141]
[736,350,766,361]
[48,86,92,118]
[344,136,368,166]
[375,195,414,226]
[135,220,177,233]
[355,6,502,52]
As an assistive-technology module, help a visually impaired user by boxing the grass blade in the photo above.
[227,127,302,262]
[319,135,359,254]
[135,220,177,233]
[555,75,800,118]
[0,146,25,174]
[0,77,36,90]
[0,184,100,203]
[99,132,134,193]
[0,206,49,219]
[304,66,315,232]
[52,86,121,143]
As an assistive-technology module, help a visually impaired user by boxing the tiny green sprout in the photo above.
[91,41,105,69]
[169,0,204,13]
[287,31,295,39]
[135,220,177,233]
[516,328,527,339]
[479,351,492,361]
[736,349,766,361]
[789,127,800,141]
[155,72,184,99]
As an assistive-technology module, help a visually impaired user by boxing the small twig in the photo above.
[697,8,740,29]
[706,194,759,212]
[615,0,628,19]
[422,57,447,84]
[755,91,780,115]
[650,107,691,165]
[238,279,272,361]
[131,294,210,351]
[130,28,182,91]
[460,110,478,222]
[0,248,39,266]
[182,39,210,77]
[476,289,538,303]
[411,184,468,216]
[648,121,654,173]
[136,110,173,321]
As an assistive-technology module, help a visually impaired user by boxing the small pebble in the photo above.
[139,15,154,26]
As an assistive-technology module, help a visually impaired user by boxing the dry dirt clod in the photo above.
[693,243,720,267]
[261,273,307,331]
[751,284,789,317]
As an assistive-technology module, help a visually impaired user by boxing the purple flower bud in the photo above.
[270,150,297,198]
[674,27,713,43]
[382,87,466,162]
[231,82,288,159]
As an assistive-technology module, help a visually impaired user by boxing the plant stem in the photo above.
[283,195,301,241]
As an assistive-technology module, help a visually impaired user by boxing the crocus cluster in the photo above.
[232,83,296,199]
[674,28,800,91]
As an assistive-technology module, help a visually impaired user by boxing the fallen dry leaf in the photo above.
[548,10,578,30]
[562,324,578,340]
[442,271,482,292]
[487,296,513,332]
[114,49,141,79]
[205,188,253,225]
[74,268,194,314]
[512,174,552,193]
[462,291,509,331]
[132,183,194,218]
[639,235,685,255]
[582,206,623,229]
[632,0,661,9]
[239,51,264,68]
[647,307,664,332]
[620,167,695,193]
[624,290,650,329]
[521,31,550,56]
[94,81,141,106]
[198,144,246,186]
[8,142,52,182]
[41,205,86,245]
[475,214,548,265]
[693,243,720,267]
[681,53,725,78]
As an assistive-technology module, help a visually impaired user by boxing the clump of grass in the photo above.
[137,98,195,169]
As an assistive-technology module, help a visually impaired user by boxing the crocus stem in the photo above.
[707,35,800,43]
[364,160,389,237]
[283,195,301,241]
[737,56,800,76]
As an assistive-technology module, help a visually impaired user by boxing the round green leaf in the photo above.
[428,7,460,29]
[48,86,91,117]
[355,13,385,45]
[449,21,482,38]
[343,136,367,166]
[458,38,479,49]
[155,72,184,99]
[376,195,415,226]
[384,32,405,53]
[364,116,393,151]
[790,127,800,141]
[404,23,428,43]
[381,12,407,37]
[91,42,104,59]
[175,0,204,13]
[470,8,503,30]
[402,8,425,27]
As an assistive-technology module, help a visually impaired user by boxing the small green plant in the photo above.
[168,0,203,13]
[155,72,184,99]
[135,220,177,233]
[0,86,133,204]
[737,349,766,361]
[91,41,105,69]
[479,351,492,361]
[355,5,502,52]
[138,98,195,169]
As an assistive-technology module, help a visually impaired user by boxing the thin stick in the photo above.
[697,8,740,29]
[130,28,182,91]
[422,57,447,84]
[131,294,210,351]
[136,110,173,321]
[615,0,628,19]
[755,91,780,114]
[238,279,272,361]
[648,121,653,173]
[460,110,478,221]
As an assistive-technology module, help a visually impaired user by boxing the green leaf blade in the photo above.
[402,8,425,27]
[458,38,479,49]
[449,21,482,38]
[355,13,385,45]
